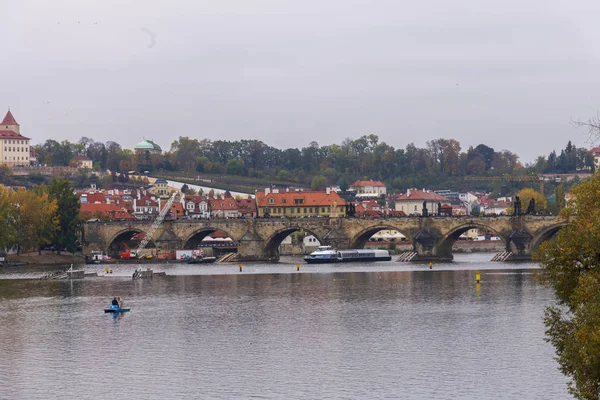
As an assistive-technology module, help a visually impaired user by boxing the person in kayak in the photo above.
[111,297,119,308]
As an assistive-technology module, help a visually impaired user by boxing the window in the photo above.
[291,208,294,214]
[309,208,313,213]
[268,198,275,204]
[294,198,304,205]
[304,208,307,213]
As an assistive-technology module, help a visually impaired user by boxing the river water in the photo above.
[0,254,571,399]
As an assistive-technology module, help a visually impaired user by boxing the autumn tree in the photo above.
[48,178,81,254]
[536,173,600,399]
[506,188,547,215]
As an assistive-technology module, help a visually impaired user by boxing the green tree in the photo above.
[536,173,600,399]
[0,186,15,254]
[555,183,566,212]
[48,178,81,254]
[311,175,327,190]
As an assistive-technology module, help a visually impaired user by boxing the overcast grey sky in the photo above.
[2,0,600,162]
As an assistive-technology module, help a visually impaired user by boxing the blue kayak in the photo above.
[104,305,130,313]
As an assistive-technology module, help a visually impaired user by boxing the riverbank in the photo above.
[6,252,86,266]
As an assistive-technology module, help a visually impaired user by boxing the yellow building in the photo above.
[0,110,31,167]
[255,188,346,217]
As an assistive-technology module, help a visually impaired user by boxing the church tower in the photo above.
[1,109,20,134]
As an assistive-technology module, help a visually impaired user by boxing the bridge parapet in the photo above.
[82,215,566,262]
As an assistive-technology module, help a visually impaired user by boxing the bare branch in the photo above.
[571,111,600,144]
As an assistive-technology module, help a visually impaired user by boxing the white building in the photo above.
[350,180,387,198]
[0,110,31,167]
[394,189,452,216]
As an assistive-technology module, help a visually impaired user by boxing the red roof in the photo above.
[351,180,386,187]
[208,198,239,211]
[1,110,19,126]
[395,190,451,202]
[590,147,600,154]
[0,130,29,140]
[256,190,346,208]
[138,196,158,207]
[160,201,185,217]
[80,192,106,203]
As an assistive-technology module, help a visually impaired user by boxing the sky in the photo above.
[2,0,600,163]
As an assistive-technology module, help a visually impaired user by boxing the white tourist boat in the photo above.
[304,246,392,264]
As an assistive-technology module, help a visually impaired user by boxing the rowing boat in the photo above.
[104,308,130,313]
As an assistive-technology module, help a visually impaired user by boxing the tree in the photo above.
[506,188,547,214]
[48,178,81,254]
[555,183,566,212]
[0,186,15,254]
[311,175,327,190]
[536,173,600,399]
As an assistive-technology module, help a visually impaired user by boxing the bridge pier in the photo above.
[412,230,454,262]
[505,230,534,261]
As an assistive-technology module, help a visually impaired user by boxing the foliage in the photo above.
[48,178,82,254]
[311,175,327,190]
[506,188,548,214]
[536,173,600,399]
[0,186,58,254]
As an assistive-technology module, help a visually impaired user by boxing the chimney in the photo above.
[407,189,411,197]
[286,187,290,192]
[273,188,279,194]
[326,187,331,195]
[265,188,271,195]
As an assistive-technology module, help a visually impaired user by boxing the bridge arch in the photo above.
[182,227,237,250]
[436,222,508,259]
[263,227,325,260]
[107,228,154,257]
[530,222,568,254]
[349,225,414,249]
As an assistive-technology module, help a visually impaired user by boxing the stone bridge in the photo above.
[82,215,566,262]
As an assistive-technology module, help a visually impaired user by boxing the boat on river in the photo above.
[304,246,392,264]
[104,305,130,313]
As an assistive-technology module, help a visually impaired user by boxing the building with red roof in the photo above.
[0,110,32,167]
[183,195,210,218]
[236,196,257,218]
[208,198,240,218]
[350,180,387,198]
[255,187,346,217]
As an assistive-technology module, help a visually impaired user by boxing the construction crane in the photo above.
[464,175,546,193]
[134,191,179,257]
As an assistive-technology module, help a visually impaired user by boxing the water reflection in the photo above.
[0,258,571,400]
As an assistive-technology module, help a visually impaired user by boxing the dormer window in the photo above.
[268,198,275,204]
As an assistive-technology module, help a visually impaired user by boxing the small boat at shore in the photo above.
[304,246,392,264]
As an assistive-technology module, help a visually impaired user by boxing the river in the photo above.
[0,254,571,399]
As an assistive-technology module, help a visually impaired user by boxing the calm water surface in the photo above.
[0,254,570,399]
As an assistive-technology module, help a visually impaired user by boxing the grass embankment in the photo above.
[154,172,309,194]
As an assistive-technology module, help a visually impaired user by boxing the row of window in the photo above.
[1,139,28,145]
[4,156,29,161]
[4,147,27,152]
[267,206,344,214]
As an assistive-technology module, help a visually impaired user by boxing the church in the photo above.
[0,110,31,167]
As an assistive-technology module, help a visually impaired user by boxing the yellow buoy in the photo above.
[238,264,243,272]
[475,270,481,283]
[429,261,433,269]
[296,264,300,271]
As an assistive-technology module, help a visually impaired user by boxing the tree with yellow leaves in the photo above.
[505,188,548,215]
[536,173,600,399]
[5,188,58,254]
